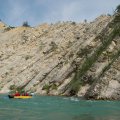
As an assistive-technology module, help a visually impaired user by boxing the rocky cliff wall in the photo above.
[0,13,120,100]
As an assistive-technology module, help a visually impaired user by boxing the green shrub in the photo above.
[51,84,57,90]
[42,84,50,93]
[77,47,92,57]
[9,85,16,90]
[25,55,32,60]
[71,22,76,25]
[9,85,24,94]
[116,4,120,13]
[22,21,30,27]
[4,27,11,32]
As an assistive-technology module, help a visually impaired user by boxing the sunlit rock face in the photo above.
[0,14,120,100]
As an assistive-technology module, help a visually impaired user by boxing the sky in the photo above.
[0,0,119,26]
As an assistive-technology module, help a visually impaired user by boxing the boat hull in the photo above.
[8,95,32,99]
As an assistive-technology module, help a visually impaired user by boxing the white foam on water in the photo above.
[70,97,79,102]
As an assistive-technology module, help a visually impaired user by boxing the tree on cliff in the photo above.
[22,21,30,27]
[116,4,120,13]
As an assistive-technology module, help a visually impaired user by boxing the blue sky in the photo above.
[0,0,119,26]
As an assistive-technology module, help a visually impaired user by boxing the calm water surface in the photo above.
[0,95,120,120]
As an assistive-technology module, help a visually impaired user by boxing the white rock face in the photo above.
[0,15,120,100]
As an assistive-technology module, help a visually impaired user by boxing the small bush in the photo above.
[4,27,11,32]
[22,21,30,27]
[25,55,32,60]
[9,84,24,93]
[71,22,76,25]
[107,13,111,16]
[84,19,87,23]
[77,47,91,57]
[9,85,16,90]
[42,84,50,93]
[51,84,57,90]
[116,4,120,13]
[42,84,50,90]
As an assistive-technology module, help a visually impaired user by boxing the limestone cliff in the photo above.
[0,10,120,100]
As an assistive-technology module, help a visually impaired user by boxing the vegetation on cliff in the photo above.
[67,4,120,97]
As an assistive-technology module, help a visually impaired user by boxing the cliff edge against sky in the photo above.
[0,6,120,100]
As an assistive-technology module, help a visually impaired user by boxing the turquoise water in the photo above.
[0,95,120,120]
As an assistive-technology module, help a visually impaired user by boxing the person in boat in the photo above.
[14,91,20,96]
[22,92,29,96]
[25,92,29,96]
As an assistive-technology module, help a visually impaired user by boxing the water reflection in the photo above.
[73,114,96,120]
[73,114,118,120]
